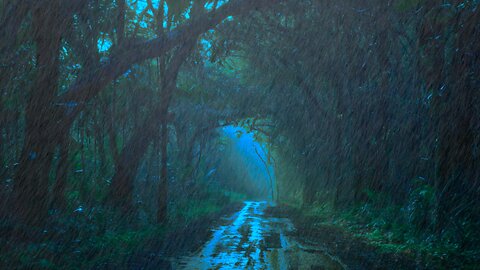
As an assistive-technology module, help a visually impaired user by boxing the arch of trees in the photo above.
[233,0,479,243]
[239,0,479,252]
[0,0,479,266]
[1,0,279,227]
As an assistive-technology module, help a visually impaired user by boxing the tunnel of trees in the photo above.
[0,0,479,268]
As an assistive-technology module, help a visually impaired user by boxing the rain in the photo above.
[0,0,479,269]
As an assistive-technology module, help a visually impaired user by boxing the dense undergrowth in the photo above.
[302,188,480,269]
[0,190,245,270]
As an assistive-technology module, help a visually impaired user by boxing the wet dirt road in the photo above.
[175,201,345,270]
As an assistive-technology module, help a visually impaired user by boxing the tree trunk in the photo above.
[51,136,71,211]
[116,0,126,44]
[0,0,31,61]
[106,39,196,217]
[302,152,317,206]
[12,1,63,227]
[303,176,316,206]
[109,122,155,212]
[156,41,197,223]
[157,114,169,223]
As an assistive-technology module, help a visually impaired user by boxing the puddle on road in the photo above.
[174,201,344,270]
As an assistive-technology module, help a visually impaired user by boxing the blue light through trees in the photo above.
[222,126,276,201]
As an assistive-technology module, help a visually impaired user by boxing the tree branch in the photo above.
[57,0,279,130]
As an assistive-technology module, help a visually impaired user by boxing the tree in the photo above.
[7,0,280,227]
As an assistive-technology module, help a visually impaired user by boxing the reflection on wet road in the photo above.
[175,201,344,270]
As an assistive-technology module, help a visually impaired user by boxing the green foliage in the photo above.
[301,188,479,268]
[0,186,243,269]
[0,224,167,270]
[1,0,479,268]
[394,0,423,11]
[405,178,436,232]
[173,199,222,223]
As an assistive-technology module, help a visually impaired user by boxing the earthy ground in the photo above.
[266,205,426,270]
[174,201,344,269]
[132,201,430,269]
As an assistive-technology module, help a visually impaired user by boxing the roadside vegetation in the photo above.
[1,0,479,268]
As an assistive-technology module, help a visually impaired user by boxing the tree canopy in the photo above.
[0,0,479,268]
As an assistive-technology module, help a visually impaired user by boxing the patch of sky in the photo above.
[205,0,227,11]
[127,0,168,29]
[162,2,169,28]
[123,69,132,78]
[125,1,234,31]
[128,0,147,14]
[201,38,213,58]
[61,46,69,55]
[97,36,112,53]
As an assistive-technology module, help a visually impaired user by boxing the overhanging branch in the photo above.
[57,0,280,129]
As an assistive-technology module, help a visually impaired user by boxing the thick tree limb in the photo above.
[57,0,279,130]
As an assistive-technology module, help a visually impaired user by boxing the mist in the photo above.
[0,0,479,269]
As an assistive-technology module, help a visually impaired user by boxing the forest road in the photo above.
[174,201,345,270]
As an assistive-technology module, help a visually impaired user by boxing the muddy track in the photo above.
[266,206,430,270]
[175,201,345,270]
